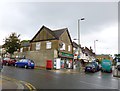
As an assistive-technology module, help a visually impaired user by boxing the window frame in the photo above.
[68,45,71,51]
[46,41,52,49]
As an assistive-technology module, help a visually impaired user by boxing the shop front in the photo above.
[58,52,74,69]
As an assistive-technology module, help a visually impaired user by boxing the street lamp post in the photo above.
[94,40,98,54]
[78,18,85,57]
[78,18,85,71]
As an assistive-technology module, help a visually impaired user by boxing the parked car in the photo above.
[101,59,112,73]
[15,59,35,69]
[2,58,9,65]
[85,61,100,73]
[2,58,16,66]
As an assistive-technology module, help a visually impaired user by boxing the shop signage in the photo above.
[59,52,73,58]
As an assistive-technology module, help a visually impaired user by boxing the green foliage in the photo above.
[21,40,30,43]
[3,33,21,54]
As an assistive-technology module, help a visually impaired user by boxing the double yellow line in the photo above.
[20,81,36,91]
[1,75,36,91]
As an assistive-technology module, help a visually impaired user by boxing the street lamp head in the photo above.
[73,38,78,40]
[94,40,98,42]
[81,18,85,20]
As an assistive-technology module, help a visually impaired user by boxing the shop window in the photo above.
[46,41,52,49]
[68,45,71,51]
[36,42,41,50]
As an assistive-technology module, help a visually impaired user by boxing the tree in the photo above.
[3,33,21,55]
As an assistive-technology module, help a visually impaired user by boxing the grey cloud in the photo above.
[0,2,118,55]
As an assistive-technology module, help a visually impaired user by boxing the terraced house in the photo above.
[19,25,74,69]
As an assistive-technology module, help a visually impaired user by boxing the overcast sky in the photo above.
[0,1,118,55]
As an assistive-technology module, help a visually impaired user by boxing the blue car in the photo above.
[85,61,100,73]
[15,59,35,69]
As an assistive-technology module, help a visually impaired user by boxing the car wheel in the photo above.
[31,67,34,69]
[101,69,104,72]
[110,69,112,73]
[24,65,28,69]
[92,69,95,73]
[15,64,17,67]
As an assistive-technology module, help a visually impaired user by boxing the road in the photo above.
[1,66,120,89]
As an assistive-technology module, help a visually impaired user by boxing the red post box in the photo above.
[46,60,53,70]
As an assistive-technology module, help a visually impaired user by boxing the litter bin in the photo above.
[46,60,53,70]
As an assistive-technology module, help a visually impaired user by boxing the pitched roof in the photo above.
[30,25,72,44]
[21,41,30,47]
[53,28,67,39]
[72,41,81,48]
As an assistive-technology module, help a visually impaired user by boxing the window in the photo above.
[46,41,52,49]
[60,42,65,50]
[36,42,41,50]
[68,45,71,51]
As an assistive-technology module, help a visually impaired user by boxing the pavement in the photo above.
[35,66,85,74]
[0,70,25,90]
[0,70,37,91]
[49,68,85,74]
[1,76,24,90]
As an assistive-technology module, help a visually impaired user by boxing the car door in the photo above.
[17,59,23,67]
[22,59,28,67]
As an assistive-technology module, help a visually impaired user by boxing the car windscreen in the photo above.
[30,60,34,63]
[4,58,10,60]
[102,62,111,65]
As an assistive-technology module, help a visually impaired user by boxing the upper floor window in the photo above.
[60,42,65,50]
[46,41,52,49]
[36,42,41,50]
[68,45,71,51]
